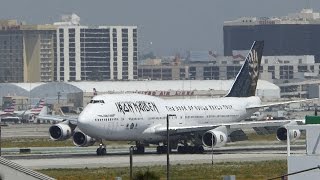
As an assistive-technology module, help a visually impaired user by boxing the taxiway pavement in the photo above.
[2,145,304,169]
[10,151,293,169]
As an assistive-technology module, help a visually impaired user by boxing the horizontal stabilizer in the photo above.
[246,98,318,111]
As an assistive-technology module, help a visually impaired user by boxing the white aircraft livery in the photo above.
[41,41,314,155]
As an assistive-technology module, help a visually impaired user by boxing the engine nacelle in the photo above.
[202,129,227,148]
[49,123,73,141]
[73,131,96,147]
[276,127,301,142]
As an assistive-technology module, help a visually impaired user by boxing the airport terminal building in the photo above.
[139,54,320,85]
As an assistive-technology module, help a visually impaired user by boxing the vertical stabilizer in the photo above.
[3,100,16,114]
[38,106,48,116]
[30,99,46,115]
[226,41,264,97]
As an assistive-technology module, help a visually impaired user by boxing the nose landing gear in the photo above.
[96,143,107,156]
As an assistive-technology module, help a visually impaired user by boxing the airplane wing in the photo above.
[37,114,78,125]
[152,98,315,136]
[153,119,304,135]
[36,106,78,125]
[246,98,318,111]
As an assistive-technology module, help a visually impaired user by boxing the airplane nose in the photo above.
[78,113,85,124]
[77,112,90,131]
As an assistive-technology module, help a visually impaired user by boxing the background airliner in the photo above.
[1,99,47,121]
[40,41,314,155]
[0,100,15,116]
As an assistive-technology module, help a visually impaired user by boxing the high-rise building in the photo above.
[54,14,138,81]
[0,20,56,82]
[0,14,138,82]
[0,20,23,82]
[22,25,56,82]
[224,9,320,62]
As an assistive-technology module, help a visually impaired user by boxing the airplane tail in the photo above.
[225,41,264,97]
[3,100,16,114]
[30,99,46,115]
[38,106,48,116]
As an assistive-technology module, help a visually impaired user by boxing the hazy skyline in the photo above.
[0,0,319,55]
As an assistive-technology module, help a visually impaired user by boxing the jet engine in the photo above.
[202,129,227,148]
[73,131,96,147]
[49,123,73,141]
[276,122,301,142]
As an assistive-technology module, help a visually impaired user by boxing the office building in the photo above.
[224,9,320,62]
[138,54,320,84]
[0,20,23,82]
[54,14,138,81]
[22,25,56,82]
[0,14,138,82]
[0,20,56,82]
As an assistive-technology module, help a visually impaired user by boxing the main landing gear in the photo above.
[133,141,145,154]
[96,142,107,156]
[156,145,204,154]
[156,145,170,154]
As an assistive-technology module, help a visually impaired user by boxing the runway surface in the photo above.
[1,124,50,138]
[2,144,304,156]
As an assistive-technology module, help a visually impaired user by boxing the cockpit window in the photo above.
[90,100,105,104]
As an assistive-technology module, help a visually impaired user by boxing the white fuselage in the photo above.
[77,94,261,142]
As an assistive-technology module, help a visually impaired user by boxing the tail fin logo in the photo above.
[31,99,45,114]
[226,41,264,97]
[248,49,258,77]
[248,48,259,96]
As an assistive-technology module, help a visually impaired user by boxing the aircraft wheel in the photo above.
[156,146,164,154]
[134,145,145,154]
[96,148,102,156]
[101,148,107,155]
[137,146,145,154]
[156,146,167,154]
[156,146,161,154]
[186,146,194,154]
[194,146,204,154]
[177,146,186,154]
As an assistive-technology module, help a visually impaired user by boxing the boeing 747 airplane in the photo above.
[40,41,315,155]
